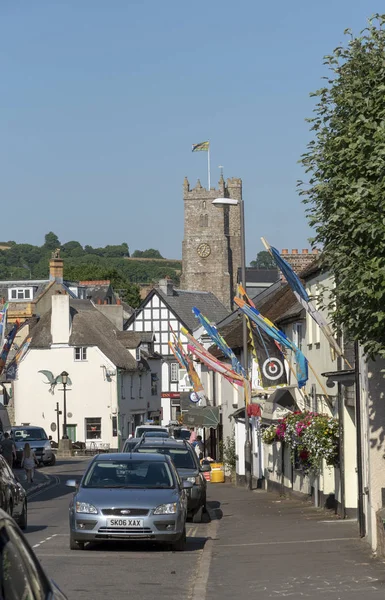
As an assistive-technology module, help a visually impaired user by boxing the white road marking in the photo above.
[216,536,359,548]
[32,533,58,548]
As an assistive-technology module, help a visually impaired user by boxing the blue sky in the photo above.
[0,1,380,262]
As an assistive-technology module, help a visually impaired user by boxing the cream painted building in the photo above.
[12,295,161,449]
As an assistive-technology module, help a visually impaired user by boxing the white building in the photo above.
[125,278,229,427]
[12,294,161,449]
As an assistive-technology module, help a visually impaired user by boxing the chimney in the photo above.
[51,294,70,344]
[292,249,298,254]
[49,250,64,283]
[282,249,288,255]
[116,298,121,305]
[159,278,174,296]
[302,249,308,254]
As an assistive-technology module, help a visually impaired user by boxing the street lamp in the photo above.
[61,371,69,439]
[212,197,252,490]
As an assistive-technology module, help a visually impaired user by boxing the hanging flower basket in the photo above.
[262,411,339,473]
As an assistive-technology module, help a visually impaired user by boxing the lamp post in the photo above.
[212,197,252,490]
[61,371,69,439]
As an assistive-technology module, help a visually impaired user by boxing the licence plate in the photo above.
[106,518,144,528]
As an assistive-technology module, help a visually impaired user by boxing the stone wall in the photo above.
[180,176,242,309]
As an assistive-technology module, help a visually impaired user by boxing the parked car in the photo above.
[127,438,210,522]
[0,508,67,598]
[0,455,27,530]
[10,426,56,467]
[122,438,141,453]
[66,452,192,551]
[133,425,169,438]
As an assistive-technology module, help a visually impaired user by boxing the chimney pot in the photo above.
[302,249,308,254]
[292,249,298,254]
[282,249,288,255]
[104,300,108,305]
[97,298,102,305]
[116,299,121,305]
[313,249,319,254]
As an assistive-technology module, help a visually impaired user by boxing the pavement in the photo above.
[14,465,58,497]
[18,459,385,600]
[199,484,385,600]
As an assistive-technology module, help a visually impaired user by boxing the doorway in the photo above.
[66,424,77,443]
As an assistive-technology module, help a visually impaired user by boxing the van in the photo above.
[11,426,56,467]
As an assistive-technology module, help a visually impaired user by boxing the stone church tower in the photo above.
[180,175,242,310]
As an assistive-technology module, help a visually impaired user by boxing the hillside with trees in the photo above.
[0,233,181,308]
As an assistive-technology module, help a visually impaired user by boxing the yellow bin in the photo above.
[210,462,225,483]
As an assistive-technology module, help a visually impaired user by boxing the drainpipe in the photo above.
[354,341,365,537]
[337,348,346,519]
[116,368,122,452]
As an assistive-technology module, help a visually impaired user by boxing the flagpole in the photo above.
[208,142,211,190]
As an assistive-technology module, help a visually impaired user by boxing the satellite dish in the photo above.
[68,412,73,418]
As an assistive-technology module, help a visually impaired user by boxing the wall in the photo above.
[14,346,119,449]
[180,177,242,309]
[362,354,385,553]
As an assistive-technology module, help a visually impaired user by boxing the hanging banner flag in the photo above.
[0,321,20,375]
[6,336,32,381]
[192,307,246,377]
[261,237,346,362]
[0,303,8,348]
[234,298,308,389]
[238,285,287,389]
[187,344,245,387]
[169,325,208,404]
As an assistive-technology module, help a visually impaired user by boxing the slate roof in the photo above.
[209,283,303,355]
[236,268,279,284]
[83,283,115,303]
[117,331,154,348]
[30,299,136,370]
[156,288,229,331]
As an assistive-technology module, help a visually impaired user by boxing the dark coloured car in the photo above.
[0,455,27,530]
[0,508,67,598]
[10,426,56,467]
[127,439,210,522]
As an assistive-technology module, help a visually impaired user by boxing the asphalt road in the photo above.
[24,458,213,600]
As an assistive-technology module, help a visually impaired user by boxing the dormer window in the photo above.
[8,288,32,301]
[136,347,141,361]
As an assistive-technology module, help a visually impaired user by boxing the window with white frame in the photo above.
[293,323,303,351]
[170,362,179,383]
[85,417,101,440]
[8,288,32,300]
[74,347,87,361]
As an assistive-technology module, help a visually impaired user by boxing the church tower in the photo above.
[180,175,242,310]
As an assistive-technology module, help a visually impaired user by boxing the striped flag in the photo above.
[192,141,209,152]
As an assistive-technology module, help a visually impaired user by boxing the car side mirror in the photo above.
[66,479,79,488]
[200,463,211,473]
[182,480,193,489]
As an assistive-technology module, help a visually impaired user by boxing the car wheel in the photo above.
[46,455,56,466]
[70,532,85,550]
[18,500,27,530]
[192,506,203,523]
[171,527,186,552]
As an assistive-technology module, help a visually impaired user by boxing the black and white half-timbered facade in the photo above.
[125,278,229,424]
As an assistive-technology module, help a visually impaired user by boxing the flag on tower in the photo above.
[192,141,209,152]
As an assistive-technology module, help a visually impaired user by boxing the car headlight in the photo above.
[44,441,51,449]
[154,503,177,515]
[76,502,98,514]
[187,476,200,485]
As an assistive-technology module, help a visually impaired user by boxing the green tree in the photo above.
[299,14,385,359]
[44,232,60,251]
[250,250,276,269]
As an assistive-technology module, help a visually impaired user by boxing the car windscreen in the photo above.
[144,431,169,438]
[137,447,196,470]
[83,460,174,489]
[136,427,167,438]
[12,428,48,442]
[173,430,191,441]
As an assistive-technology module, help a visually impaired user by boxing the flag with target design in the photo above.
[250,325,287,389]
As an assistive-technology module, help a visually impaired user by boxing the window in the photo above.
[112,416,117,437]
[170,362,179,382]
[86,417,101,440]
[74,347,87,361]
[136,347,141,361]
[8,288,32,301]
[151,373,158,396]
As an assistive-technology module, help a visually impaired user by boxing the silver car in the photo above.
[67,453,192,551]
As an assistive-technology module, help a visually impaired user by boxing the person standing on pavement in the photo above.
[189,427,197,444]
[0,432,16,469]
[194,435,204,461]
[21,443,37,483]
